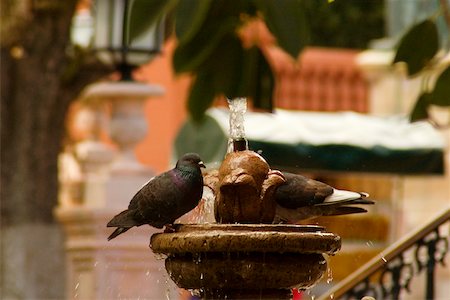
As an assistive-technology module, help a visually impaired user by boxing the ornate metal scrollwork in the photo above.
[345,277,378,300]
[379,254,414,298]
[343,221,449,299]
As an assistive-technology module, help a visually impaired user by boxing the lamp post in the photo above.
[82,0,165,172]
[56,2,174,299]
[92,0,164,80]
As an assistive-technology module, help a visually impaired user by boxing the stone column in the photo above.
[56,81,178,299]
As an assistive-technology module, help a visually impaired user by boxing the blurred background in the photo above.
[1,0,449,299]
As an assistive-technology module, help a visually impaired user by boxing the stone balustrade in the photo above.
[55,81,179,299]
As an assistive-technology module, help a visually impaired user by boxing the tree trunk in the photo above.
[1,1,110,298]
[1,0,78,224]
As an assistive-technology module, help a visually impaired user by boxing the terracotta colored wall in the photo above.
[268,47,368,113]
[244,21,368,112]
[134,39,191,173]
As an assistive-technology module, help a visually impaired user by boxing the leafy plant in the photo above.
[129,0,448,124]
[128,0,310,121]
[392,3,450,125]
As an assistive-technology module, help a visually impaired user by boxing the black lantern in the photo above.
[93,0,164,80]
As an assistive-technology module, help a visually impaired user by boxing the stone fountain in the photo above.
[150,99,341,299]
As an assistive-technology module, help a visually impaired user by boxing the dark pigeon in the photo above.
[107,153,205,240]
[274,172,374,222]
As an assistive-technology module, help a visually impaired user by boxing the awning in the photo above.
[174,108,445,175]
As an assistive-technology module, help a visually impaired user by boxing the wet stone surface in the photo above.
[150,224,341,298]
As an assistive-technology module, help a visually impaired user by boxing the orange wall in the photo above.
[134,39,191,172]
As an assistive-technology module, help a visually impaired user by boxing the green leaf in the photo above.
[207,35,245,97]
[127,0,177,44]
[236,46,260,97]
[173,18,239,73]
[174,115,228,163]
[238,46,274,110]
[255,0,309,58]
[251,48,275,111]
[187,70,216,122]
[429,65,450,107]
[393,19,439,76]
[175,0,212,44]
[185,40,275,120]
[410,92,430,122]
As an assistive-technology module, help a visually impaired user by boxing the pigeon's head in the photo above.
[177,153,206,169]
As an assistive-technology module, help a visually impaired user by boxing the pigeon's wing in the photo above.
[126,176,158,211]
[133,170,182,228]
[106,178,158,228]
[309,178,334,202]
[275,173,333,208]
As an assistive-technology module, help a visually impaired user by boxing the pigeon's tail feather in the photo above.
[325,189,369,203]
[322,206,368,216]
[107,209,139,227]
[107,227,131,241]
[348,198,375,205]
[319,192,373,207]
[107,209,140,241]
[317,198,373,207]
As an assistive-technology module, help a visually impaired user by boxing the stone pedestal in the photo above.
[56,81,178,299]
[151,224,340,299]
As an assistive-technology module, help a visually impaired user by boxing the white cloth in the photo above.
[207,108,445,150]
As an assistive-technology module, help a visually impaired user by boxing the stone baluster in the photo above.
[58,102,112,207]
[56,81,178,299]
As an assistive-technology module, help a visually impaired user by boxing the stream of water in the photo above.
[227,98,248,153]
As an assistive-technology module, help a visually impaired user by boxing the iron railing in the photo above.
[319,208,450,300]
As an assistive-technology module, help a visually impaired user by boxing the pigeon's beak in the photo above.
[199,161,206,168]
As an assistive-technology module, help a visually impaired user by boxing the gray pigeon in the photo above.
[107,153,205,240]
[274,172,373,222]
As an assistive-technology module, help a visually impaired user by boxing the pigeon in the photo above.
[274,172,373,223]
[107,153,205,240]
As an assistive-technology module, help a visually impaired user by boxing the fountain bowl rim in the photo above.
[171,223,325,233]
[150,223,341,255]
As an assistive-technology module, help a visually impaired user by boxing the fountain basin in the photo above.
[151,224,341,298]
